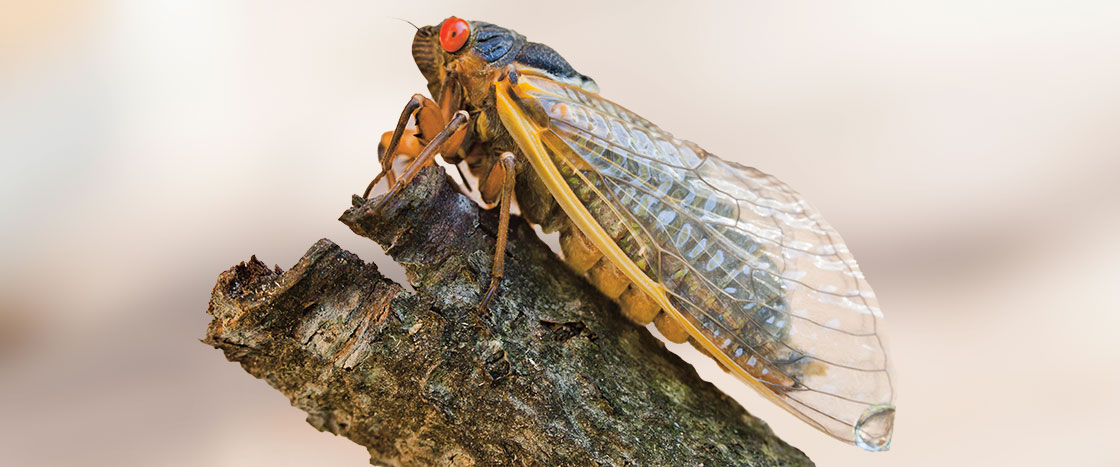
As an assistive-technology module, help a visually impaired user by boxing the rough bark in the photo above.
[203,167,812,466]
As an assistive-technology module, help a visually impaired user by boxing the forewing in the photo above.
[508,74,895,447]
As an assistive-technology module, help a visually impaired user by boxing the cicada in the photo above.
[366,16,896,451]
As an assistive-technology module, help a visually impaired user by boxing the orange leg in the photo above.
[365,93,470,199]
[377,128,424,187]
[373,110,470,212]
[478,152,517,311]
[365,94,428,198]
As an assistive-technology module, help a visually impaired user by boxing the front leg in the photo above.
[376,128,422,188]
[364,93,469,198]
[365,94,427,197]
[372,110,470,212]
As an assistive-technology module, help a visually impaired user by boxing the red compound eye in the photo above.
[439,17,470,53]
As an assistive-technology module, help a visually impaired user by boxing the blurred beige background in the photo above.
[2,1,1118,465]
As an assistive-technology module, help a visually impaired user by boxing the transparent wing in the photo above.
[508,74,895,449]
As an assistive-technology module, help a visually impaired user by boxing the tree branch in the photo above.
[203,167,812,466]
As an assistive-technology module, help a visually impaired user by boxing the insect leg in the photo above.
[478,152,517,311]
[373,110,470,211]
[363,94,427,197]
[364,92,458,198]
[376,128,424,187]
[376,127,427,187]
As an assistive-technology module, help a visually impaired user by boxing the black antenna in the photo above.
[393,17,421,31]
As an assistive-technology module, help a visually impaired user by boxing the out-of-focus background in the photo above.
[2,1,1118,465]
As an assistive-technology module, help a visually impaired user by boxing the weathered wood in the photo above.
[203,167,812,466]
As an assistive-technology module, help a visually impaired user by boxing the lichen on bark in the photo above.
[203,167,812,466]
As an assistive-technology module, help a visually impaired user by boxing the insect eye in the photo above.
[439,17,470,53]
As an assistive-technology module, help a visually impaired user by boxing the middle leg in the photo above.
[478,151,517,311]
